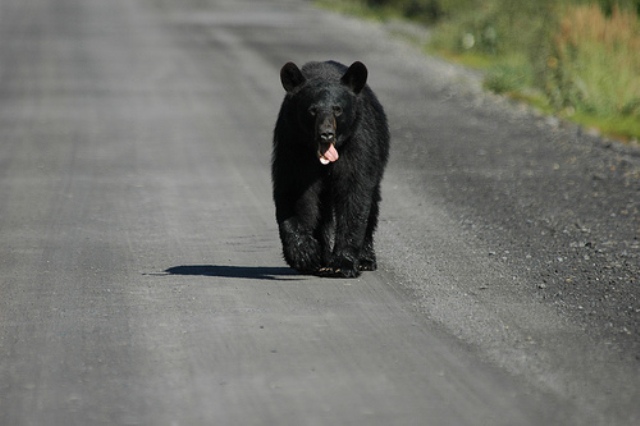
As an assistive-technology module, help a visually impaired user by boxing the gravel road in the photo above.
[0,0,638,425]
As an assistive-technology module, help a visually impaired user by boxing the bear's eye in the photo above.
[333,106,343,116]
[308,106,317,116]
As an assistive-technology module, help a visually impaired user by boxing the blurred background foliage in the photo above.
[320,0,640,140]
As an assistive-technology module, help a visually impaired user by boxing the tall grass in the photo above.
[547,6,640,119]
[429,0,558,97]
[320,0,640,140]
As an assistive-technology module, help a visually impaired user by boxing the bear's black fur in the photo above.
[272,60,390,278]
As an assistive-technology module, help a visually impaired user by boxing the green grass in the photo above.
[316,0,402,21]
[317,0,640,142]
[569,111,640,142]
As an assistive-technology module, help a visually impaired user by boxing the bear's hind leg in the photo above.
[358,240,377,271]
[316,189,335,267]
[358,185,381,271]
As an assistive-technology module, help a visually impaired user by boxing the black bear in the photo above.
[272,60,390,278]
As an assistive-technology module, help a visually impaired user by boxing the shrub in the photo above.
[323,0,640,138]
[545,5,640,121]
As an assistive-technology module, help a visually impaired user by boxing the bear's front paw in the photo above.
[316,256,361,278]
[316,266,361,278]
[358,258,377,271]
[281,233,323,274]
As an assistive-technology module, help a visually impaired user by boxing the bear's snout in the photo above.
[316,113,336,143]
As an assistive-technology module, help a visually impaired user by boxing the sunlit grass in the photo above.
[316,1,640,141]
[316,0,400,21]
[547,5,640,124]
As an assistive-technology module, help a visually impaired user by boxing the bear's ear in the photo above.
[280,62,306,93]
[341,61,368,94]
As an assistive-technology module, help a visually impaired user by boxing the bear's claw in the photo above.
[315,266,360,278]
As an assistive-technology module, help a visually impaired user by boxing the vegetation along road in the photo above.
[0,0,638,425]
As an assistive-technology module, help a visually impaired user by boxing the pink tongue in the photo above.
[319,144,339,165]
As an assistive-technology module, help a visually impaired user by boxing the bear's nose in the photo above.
[318,114,336,142]
[320,130,335,142]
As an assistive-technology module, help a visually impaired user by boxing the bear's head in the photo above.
[280,61,368,165]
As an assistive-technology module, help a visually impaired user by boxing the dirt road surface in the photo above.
[1,0,638,425]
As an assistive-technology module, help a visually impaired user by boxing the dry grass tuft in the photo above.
[547,5,640,121]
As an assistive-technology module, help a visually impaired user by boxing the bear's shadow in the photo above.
[163,265,300,281]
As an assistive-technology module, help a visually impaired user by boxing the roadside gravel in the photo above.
[382,19,640,358]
